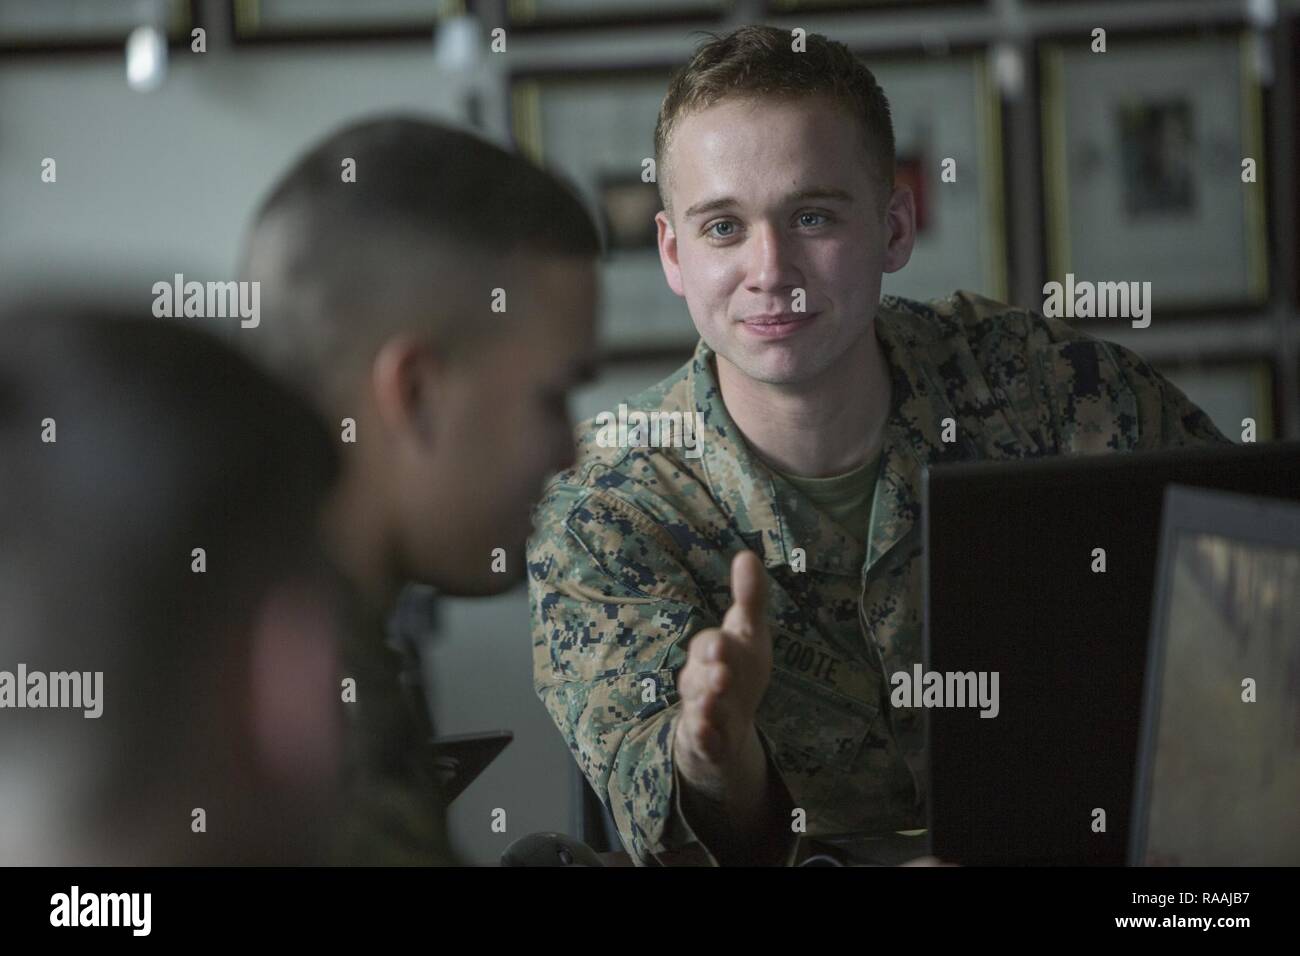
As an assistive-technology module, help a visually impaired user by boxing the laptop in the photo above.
[1129,485,1300,866]
[922,440,1300,865]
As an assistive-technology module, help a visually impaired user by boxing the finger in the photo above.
[687,662,743,718]
[696,632,752,672]
[679,702,725,761]
[676,659,704,702]
[698,659,732,697]
[696,721,726,761]
[680,661,733,712]
[686,628,725,666]
[678,657,728,702]
[722,550,768,639]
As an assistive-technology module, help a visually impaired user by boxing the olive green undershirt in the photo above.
[771,451,882,547]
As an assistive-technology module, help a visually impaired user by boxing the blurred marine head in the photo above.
[0,304,346,864]
[240,116,602,599]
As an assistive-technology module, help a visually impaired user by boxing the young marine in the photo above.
[240,117,601,863]
[527,25,1231,866]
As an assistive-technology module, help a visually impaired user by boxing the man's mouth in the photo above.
[738,311,820,337]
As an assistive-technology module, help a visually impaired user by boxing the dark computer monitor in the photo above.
[430,731,513,804]
[922,440,1300,865]
[1129,484,1300,866]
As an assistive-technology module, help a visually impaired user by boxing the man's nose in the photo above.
[745,220,801,296]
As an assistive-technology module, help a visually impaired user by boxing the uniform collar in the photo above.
[688,298,981,577]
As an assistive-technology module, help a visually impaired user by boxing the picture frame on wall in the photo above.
[506,0,729,31]
[511,67,698,358]
[598,174,661,253]
[1154,356,1278,443]
[0,0,195,53]
[1293,16,1300,309]
[767,0,977,11]
[863,47,1008,304]
[231,0,462,42]
[1040,31,1269,315]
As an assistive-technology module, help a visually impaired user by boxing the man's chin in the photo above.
[437,569,526,598]
[425,546,527,598]
[711,328,814,376]
[734,352,825,388]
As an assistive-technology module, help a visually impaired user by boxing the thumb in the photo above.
[722,550,767,639]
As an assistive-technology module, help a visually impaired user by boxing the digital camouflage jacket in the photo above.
[528,291,1230,865]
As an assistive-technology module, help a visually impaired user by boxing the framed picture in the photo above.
[767,0,977,10]
[231,0,463,42]
[864,48,1008,304]
[0,0,195,53]
[1154,356,1278,443]
[1293,17,1300,310]
[598,174,661,252]
[511,67,698,357]
[506,0,729,31]
[1040,31,1269,314]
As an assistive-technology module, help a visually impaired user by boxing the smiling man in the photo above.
[528,25,1228,866]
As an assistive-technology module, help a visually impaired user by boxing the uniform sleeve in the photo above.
[1106,342,1233,450]
[1017,310,1232,454]
[332,627,457,866]
[527,481,712,865]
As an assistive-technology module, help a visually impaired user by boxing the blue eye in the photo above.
[704,213,829,240]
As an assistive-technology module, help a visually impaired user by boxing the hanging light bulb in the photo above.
[1245,0,1277,87]
[992,41,1025,101]
[433,14,485,74]
[126,24,167,92]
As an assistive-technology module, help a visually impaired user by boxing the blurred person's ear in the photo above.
[371,334,447,449]
[248,582,345,790]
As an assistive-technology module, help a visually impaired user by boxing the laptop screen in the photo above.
[1132,484,1300,866]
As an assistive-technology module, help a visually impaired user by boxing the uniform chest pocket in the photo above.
[757,663,880,775]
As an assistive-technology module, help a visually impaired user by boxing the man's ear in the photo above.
[371,335,440,446]
[656,210,686,298]
[881,184,917,276]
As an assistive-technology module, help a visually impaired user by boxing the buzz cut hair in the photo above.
[239,115,601,411]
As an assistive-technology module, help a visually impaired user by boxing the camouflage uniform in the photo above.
[331,603,457,866]
[528,290,1231,866]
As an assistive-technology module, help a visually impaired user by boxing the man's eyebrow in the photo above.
[682,196,739,220]
[681,187,855,220]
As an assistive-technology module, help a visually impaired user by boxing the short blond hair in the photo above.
[655,25,896,218]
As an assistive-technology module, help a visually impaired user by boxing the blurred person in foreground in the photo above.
[0,306,346,865]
